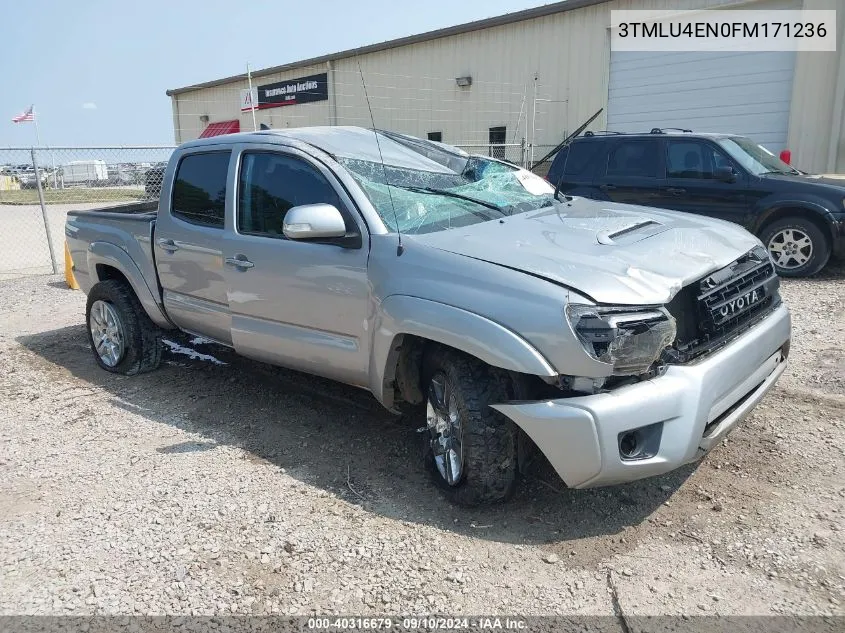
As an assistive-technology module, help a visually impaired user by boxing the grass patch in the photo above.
[0,188,148,205]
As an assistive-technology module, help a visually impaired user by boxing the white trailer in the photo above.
[62,160,108,186]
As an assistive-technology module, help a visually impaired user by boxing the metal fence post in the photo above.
[520,138,527,168]
[31,148,58,274]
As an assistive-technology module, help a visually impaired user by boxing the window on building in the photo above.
[666,140,733,179]
[171,152,230,227]
[605,140,659,178]
[237,152,344,239]
[489,126,506,160]
[427,132,443,142]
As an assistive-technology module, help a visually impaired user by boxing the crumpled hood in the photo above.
[412,197,761,305]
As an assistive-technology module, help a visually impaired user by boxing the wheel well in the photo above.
[390,334,428,408]
[388,335,552,477]
[388,335,552,409]
[95,264,131,288]
[758,208,832,248]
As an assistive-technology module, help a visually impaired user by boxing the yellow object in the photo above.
[0,175,21,191]
[64,241,80,289]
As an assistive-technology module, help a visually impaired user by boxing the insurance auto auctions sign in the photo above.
[241,72,329,111]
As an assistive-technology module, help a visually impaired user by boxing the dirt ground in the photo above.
[0,266,843,619]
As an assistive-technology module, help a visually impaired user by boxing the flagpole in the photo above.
[247,63,258,132]
[32,105,41,146]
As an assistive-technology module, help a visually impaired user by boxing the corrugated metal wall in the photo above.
[172,0,845,173]
[787,0,845,173]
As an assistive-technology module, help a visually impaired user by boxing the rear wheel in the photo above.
[422,348,518,505]
[761,217,830,277]
[86,280,162,375]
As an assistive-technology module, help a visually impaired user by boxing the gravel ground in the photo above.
[0,266,843,618]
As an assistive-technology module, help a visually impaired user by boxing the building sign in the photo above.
[240,88,258,112]
[244,72,329,110]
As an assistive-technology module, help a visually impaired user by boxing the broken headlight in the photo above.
[566,305,677,376]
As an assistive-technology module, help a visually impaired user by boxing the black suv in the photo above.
[547,130,845,277]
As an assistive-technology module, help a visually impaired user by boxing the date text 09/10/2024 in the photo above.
[306,617,528,630]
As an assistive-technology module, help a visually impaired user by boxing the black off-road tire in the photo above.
[760,217,830,277]
[422,348,518,506]
[85,279,162,375]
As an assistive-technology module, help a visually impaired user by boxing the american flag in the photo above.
[12,105,35,123]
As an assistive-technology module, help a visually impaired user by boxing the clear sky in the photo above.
[1,0,549,147]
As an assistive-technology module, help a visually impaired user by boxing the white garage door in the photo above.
[607,50,797,152]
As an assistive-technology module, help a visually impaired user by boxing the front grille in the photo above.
[665,249,780,364]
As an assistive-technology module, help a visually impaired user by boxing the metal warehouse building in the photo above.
[167,0,845,174]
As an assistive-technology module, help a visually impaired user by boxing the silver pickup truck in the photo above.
[66,127,791,505]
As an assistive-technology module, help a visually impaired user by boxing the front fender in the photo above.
[369,295,556,408]
[751,197,835,234]
[86,242,172,329]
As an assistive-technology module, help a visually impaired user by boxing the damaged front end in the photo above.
[565,304,677,378]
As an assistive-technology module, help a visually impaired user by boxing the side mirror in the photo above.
[283,203,347,240]
[714,166,737,183]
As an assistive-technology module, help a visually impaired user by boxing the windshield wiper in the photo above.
[391,184,508,217]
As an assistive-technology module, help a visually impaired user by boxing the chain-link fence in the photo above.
[0,139,559,279]
[452,142,527,167]
[0,146,174,278]
[527,144,563,179]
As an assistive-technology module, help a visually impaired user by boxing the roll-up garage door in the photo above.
[607,49,797,152]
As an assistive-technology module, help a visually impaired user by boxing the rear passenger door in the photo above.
[593,139,664,206]
[154,150,234,345]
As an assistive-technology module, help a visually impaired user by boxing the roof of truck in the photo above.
[179,126,465,171]
[182,126,474,171]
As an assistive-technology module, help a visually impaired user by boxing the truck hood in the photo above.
[412,197,761,305]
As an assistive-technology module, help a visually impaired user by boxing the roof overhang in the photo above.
[166,0,611,96]
[198,120,240,138]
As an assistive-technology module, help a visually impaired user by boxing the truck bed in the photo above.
[65,201,162,315]
[69,200,158,220]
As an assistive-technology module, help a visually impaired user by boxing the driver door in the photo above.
[222,145,371,387]
[657,139,751,226]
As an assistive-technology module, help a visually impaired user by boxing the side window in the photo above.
[666,141,734,180]
[171,152,230,228]
[606,140,659,178]
[561,141,604,176]
[238,152,344,238]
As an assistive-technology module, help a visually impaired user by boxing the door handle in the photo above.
[599,184,616,191]
[157,238,179,252]
[225,256,254,270]
[666,187,686,196]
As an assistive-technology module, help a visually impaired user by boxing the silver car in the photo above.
[65,127,791,505]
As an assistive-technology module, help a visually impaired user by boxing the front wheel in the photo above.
[761,217,830,277]
[422,349,518,506]
[86,280,162,375]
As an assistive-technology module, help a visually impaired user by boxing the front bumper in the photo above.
[493,303,791,488]
[831,215,845,259]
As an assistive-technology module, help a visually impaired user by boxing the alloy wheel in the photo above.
[89,300,126,367]
[767,228,813,270]
[426,372,464,486]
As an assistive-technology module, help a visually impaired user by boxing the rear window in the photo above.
[171,152,231,228]
[549,140,604,183]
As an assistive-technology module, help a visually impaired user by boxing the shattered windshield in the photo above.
[337,136,556,234]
